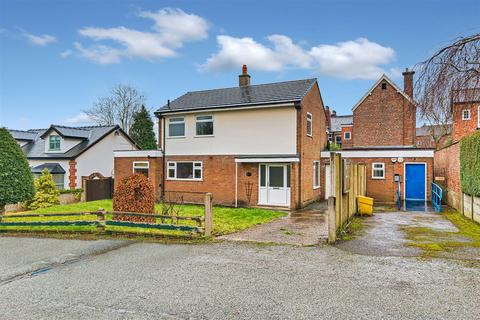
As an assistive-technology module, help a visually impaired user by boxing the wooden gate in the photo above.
[85,177,114,201]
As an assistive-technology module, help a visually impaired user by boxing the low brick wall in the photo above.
[434,142,461,210]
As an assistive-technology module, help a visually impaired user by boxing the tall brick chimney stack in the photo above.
[239,64,251,87]
[402,68,415,98]
[325,106,331,129]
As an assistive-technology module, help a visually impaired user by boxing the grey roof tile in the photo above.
[330,115,353,132]
[8,129,38,141]
[156,78,317,114]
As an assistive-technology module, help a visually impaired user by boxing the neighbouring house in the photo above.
[321,69,435,204]
[434,91,480,210]
[9,125,137,190]
[326,108,353,148]
[114,65,328,209]
[415,124,452,149]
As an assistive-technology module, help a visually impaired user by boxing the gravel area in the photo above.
[0,239,479,319]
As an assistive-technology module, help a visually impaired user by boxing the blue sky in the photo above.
[1,0,479,130]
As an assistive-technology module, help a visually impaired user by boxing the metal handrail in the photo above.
[431,183,443,212]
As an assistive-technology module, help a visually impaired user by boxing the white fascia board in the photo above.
[235,157,300,163]
[320,149,434,158]
[114,150,163,158]
[158,102,295,116]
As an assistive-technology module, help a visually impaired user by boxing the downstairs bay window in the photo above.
[167,161,202,181]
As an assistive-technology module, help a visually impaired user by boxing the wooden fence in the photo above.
[327,152,367,243]
[461,193,480,224]
[0,193,213,237]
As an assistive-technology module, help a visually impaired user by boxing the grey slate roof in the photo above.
[31,163,66,174]
[8,129,38,141]
[416,124,452,137]
[156,78,317,114]
[8,125,121,159]
[330,115,353,132]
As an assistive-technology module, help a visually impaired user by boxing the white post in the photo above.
[235,162,238,208]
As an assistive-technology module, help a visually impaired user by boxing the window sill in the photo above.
[313,186,320,190]
[194,135,214,138]
[371,177,385,180]
[167,136,186,139]
[166,178,203,182]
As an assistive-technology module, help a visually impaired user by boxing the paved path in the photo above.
[218,202,328,245]
[337,211,480,260]
[0,238,479,319]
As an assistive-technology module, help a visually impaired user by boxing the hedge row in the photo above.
[460,131,480,197]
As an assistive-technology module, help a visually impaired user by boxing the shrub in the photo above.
[460,131,480,196]
[113,174,155,222]
[0,128,35,212]
[60,188,84,201]
[329,143,341,151]
[25,169,60,210]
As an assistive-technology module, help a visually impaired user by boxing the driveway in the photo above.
[218,201,328,245]
[337,211,480,260]
[0,236,479,319]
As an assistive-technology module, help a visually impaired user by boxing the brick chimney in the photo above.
[331,110,337,117]
[239,64,251,86]
[402,68,415,98]
[325,106,331,129]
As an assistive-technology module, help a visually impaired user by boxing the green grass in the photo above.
[337,216,365,241]
[401,209,480,258]
[1,200,286,237]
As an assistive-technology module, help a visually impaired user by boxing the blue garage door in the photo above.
[405,164,426,201]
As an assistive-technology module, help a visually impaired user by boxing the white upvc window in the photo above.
[167,161,202,181]
[133,161,149,177]
[195,115,214,136]
[462,109,471,120]
[344,132,351,140]
[313,161,320,189]
[372,163,385,179]
[306,112,313,137]
[168,117,185,137]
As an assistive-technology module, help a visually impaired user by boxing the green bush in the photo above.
[60,188,84,200]
[25,169,60,210]
[0,128,35,212]
[460,131,480,196]
[329,143,341,151]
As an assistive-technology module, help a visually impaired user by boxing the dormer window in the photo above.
[49,135,61,151]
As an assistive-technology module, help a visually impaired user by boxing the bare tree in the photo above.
[84,85,145,133]
[415,33,480,146]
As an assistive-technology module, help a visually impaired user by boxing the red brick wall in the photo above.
[452,102,479,142]
[434,142,461,210]
[297,82,327,207]
[68,160,77,190]
[114,157,163,200]
[341,126,353,149]
[353,80,416,147]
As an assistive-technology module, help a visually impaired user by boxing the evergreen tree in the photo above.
[0,128,35,212]
[129,105,157,150]
[25,169,60,210]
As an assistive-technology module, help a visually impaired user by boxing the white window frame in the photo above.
[167,161,203,181]
[372,163,385,179]
[313,161,320,189]
[462,109,471,120]
[132,161,150,177]
[168,117,185,138]
[344,132,351,140]
[306,112,313,137]
[195,115,214,137]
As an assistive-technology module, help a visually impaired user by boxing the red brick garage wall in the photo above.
[434,142,461,210]
[114,157,163,200]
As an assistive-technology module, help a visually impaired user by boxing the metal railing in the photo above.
[431,183,443,212]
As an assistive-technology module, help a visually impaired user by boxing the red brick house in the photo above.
[114,66,327,209]
[322,70,435,204]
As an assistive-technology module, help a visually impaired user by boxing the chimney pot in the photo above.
[239,64,251,86]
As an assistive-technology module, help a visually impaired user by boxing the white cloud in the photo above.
[66,112,93,124]
[203,35,396,80]
[74,8,208,64]
[24,33,57,46]
[60,49,73,58]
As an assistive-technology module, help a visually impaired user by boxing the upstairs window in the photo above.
[168,117,185,137]
[196,115,214,136]
[167,161,202,181]
[372,163,385,179]
[306,112,313,136]
[133,161,149,177]
[462,109,471,120]
[344,132,351,140]
[49,135,61,151]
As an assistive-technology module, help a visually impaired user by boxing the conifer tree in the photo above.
[130,105,157,150]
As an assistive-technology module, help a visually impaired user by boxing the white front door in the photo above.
[258,164,290,206]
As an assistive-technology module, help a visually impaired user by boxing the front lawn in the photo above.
[2,200,286,236]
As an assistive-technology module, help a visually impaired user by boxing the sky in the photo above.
[0,0,479,130]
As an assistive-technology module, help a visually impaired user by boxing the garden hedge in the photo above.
[460,131,480,197]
